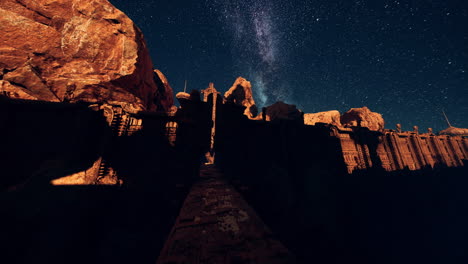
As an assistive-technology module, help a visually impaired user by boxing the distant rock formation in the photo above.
[262,101,303,122]
[176,90,202,108]
[176,92,191,101]
[224,77,258,118]
[0,0,172,112]
[304,110,341,127]
[439,126,468,137]
[341,107,384,131]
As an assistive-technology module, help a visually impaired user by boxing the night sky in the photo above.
[110,0,467,132]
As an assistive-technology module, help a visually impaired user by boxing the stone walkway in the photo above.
[157,164,295,264]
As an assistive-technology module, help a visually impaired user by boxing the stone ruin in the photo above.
[182,76,468,174]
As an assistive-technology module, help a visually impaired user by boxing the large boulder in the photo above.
[0,0,171,112]
[304,110,341,127]
[263,101,303,122]
[224,77,258,118]
[340,106,384,131]
[153,69,174,112]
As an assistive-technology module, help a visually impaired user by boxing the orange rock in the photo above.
[340,106,384,131]
[439,126,468,137]
[0,80,37,100]
[176,92,191,100]
[153,69,175,112]
[0,0,171,112]
[304,110,341,127]
[224,77,258,118]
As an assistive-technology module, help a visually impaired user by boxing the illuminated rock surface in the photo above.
[224,77,258,118]
[157,165,295,264]
[0,0,171,112]
[439,126,468,137]
[176,92,191,100]
[153,69,175,112]
[304,110,342,127]
[340,106,384,131]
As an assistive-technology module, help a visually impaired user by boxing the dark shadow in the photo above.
[350,126,386,173]
[0,96,109,190]
[3,95,468,264]
[214,104,468,264]
[1,97,211,264]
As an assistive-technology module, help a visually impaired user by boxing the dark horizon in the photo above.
[110,0,468,132]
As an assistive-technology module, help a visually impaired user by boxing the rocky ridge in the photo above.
[340,106,385,131]
[304,110,341,127]
[262,101,303,122]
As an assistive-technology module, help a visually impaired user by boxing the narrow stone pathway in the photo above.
[157,164,295,264]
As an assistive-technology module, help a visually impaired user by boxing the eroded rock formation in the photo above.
[341,106,384,131]
[153,69,174,112]
[224,77,258,118]
[262,101,303,122]
[439,126,468,137]
[176,92,191,101]
[304,110,341,127]
[0,0,171,112]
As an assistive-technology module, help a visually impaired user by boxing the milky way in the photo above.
[111,0,468,131]
[209,0,290,107]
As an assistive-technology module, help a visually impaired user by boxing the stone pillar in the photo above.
[445,137,465,166]
[388,132,406,170]
[409,133,428,169]
[430,136,453,167]
[201,82,220,164]
[380,133,398,171]
[418,135,436,168]
[457,137,468,159]
[396,123,402,133]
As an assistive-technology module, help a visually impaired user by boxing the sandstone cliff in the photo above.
[224,77,258,118]
[341,106,384,131]
[304,110,341,127]
[0,0,171,112]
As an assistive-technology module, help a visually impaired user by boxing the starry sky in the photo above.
[110,0,467,132]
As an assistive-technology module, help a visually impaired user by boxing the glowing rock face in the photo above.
[304,110,342,127]
[224,77,258,118]
[439,126,468,137]
[0,0,172,112]
[341,106,385,131]
[153,69,175,112]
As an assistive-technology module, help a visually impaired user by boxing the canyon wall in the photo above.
[212,98,468,263]
[336,127,468,174]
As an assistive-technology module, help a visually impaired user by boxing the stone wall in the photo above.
[335,127,468,174]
